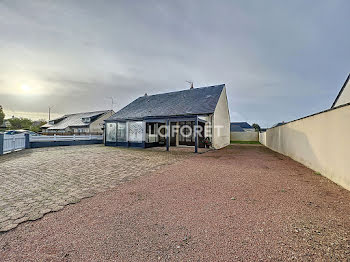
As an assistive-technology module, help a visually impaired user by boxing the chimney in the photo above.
[144,93,148,96]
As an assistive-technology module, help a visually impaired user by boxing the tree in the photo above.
[29,120,47,133]
[252,123,261,132]
[8,117,33,130]
[0,105,5,126]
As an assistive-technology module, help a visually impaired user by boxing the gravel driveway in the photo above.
[1,144,349,261]
[0,145,189,232]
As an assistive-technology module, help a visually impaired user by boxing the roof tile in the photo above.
[108,84,224,120]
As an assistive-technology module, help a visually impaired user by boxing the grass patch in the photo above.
[230,141,260,144]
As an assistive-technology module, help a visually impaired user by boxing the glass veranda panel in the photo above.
[128,121,143,142]
[117,122,127,142]
[106,123,117,142]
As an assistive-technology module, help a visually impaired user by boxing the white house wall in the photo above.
[212,87,230,149]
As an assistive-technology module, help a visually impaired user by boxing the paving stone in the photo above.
[49,205,64,212]
[10,213,24,220]
[28,213,44,221]
[13,216,29,225]
[0,145,190,231]
[0,223,18,232]
[39,209,52,214]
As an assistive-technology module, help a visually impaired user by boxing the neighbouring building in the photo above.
[0,119,11,129]
[230,122,255,132]
[331,73,350,108]
[42,110,114,135]
[271,122,285,128]
[230,122,259,142]
[104,84,230,152]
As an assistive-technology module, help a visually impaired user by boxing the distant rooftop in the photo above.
[230,122,253,129]
[230,125,245,132]
[47,110,112,130]
[271,122,285,128]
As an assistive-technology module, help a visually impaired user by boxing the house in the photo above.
[0,119,11,129]
[104,84,230,152]
[42,110,114,135]
[230,124,245,132]
[331,73,350,108]
[230,122,255,132]
[271,122,285,128]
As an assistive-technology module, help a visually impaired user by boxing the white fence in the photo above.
[3,134,26,154]
[29,134,103,142]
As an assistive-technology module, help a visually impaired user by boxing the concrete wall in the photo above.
[230,131,259,141]
[212,87,230,149]
[260,104,350,191]
[334,77,350,107]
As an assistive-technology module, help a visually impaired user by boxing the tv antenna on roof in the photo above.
[186,80,194,89]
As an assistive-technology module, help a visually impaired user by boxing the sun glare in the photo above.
[21,84,30,92]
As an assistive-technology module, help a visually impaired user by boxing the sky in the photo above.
[0,0,349,127]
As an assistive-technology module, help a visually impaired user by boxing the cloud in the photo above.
[0,0,349,125]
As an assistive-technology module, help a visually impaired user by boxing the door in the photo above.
[179,121,195,146]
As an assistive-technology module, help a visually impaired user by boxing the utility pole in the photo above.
[48,106,54,121]
[106,97,116,111]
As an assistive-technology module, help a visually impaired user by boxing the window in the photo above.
[117,122,127,142]
[146,123,158,143]
[82,117,90,123]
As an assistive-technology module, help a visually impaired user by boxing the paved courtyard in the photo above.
[0,145,190,232]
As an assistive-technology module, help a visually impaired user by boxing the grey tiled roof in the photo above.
[271,122,285,128]
[48,110,111,130]
[230,122,252,129]
[230,125,245,132]
[108,84,225,121]
[41,123,53,128]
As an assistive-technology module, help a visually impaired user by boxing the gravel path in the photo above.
[0,145,349,261]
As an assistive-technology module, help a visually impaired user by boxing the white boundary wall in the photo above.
[259,104,350,191]
[230,131,259,141]
[259,132,266,145]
